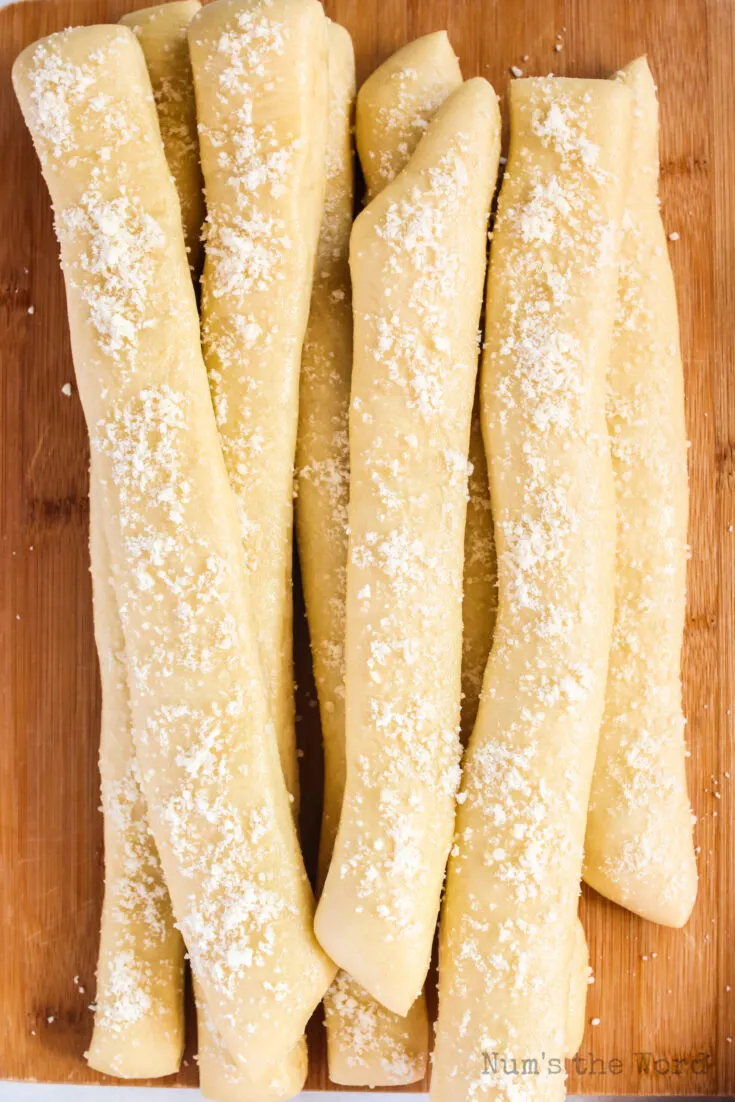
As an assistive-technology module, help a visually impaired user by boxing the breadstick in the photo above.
[315,78,501,1016]
[86,480,185,1078]
[88,9,205,1075]
[189,0,328,809]
[355,31,461,199]
[583,57,697,927]
[116,4,252,1080]
[195,981,307,1102]
[309,34,464,1086]
[356,33,497,739]
[431,78,632,1102]
[297,30,428,1085]
[190,0,328,1078]
[13,26,334,1078]
[117,4,297,1079]
[323,970,429,1087]
[119,1,204,278]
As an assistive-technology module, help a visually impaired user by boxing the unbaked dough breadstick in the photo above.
[315,78,501,1015]
[355,31,461,199]
[189,0,328,809]
[323,971,428,1087]
[312,34,466,1085]
[296,30,428,1086]
[356,33,497,741]
[13,25,334,1078]
[116,4,252,1079]
[86,480,185,1078]
[195,981,307,1102]
[89,7,204,1075]
[119,1,204,278]
[431,78,632,1102]
[190,0,328,1076]
[583,57,697,928]
[304,25,462,892]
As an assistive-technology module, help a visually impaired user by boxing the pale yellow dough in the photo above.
[302,26,430,1088]
[86,480,185,1078]
[315,78,501,1016]
[308,33,462,1087]
[299,28,431,1086]
[13,25,334,1079]
[431,79,632,1102]
[189,0,329,809]
[357,32,498,740]
[583,57,697,928]
[195,981,307,1102]
[296,25,430,1087]
[119,1,204,278]
[323,971,428,1088]
[189,0,330,1085]
[88,6,203,1078]
[355,31,461,199]
[117,4,305,1085]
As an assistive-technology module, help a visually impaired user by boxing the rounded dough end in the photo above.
[12,24,141,103]
[86,1022,183,1080]
[584,852,697,929]
[355,30,462,197]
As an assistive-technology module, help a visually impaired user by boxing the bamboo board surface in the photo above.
[0,0,733,1094]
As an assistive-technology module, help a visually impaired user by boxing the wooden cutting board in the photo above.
[0,0,733,1094]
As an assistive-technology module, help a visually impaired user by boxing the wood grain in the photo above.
[0,0,733,1093]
